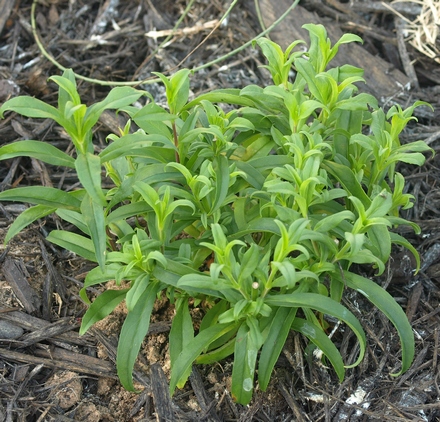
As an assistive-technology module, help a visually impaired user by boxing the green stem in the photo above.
[172,122,180,164]
[31,0,300,86]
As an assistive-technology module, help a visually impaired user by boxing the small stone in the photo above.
[0,320,24,339]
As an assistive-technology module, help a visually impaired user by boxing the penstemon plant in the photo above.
[0,24,433,404]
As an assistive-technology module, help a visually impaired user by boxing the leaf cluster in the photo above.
[0,24,433,404]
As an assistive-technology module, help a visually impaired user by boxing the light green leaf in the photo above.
[314,211,355,233]
[184,89,254,110]
[294,58,323,103]
[117,281,161,391]
[367,225,391,263]
[0,140,75,168]
[56,209,89,234]
[100,134,174,163]
[49,74,81,105]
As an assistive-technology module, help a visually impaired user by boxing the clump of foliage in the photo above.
[0,24,432,404]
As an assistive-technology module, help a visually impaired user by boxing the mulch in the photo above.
[1,0,440,420]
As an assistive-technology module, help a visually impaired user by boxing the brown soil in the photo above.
[1,1,440,421]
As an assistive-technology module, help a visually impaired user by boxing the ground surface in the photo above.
[0,0,440,421]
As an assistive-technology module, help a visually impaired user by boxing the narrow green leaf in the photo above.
[294,58,323,103]
[126,274,150,311]
[117,281,161,391]
[0,187,81,210]
[314,211,354,233]
[322,160,371,207]
[106,203,151,224]
[5,205,55,243]
[390,232,421,272]
[231,322,258,405]
[49,74,81,105]
[265,293,366,367]
[56,209,89,235]
[81,194,107,269]
[292,317,345,381]
[84,87,144,134]
[196,338,236,364]
[169,298,194,387]
[367,225,391,263]
[184,89,254,110]
[79,288,128,334]
[47,230,97,262]
[170,323,239,394]
[0,140,75,168]
[211,155,230,213]
[99,134,174,163]
[0,96,63,122]
[75,153,107,206]
[258,307,298,391]
[336,270,414,375]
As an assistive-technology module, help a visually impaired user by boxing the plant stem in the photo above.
[172,122,180,163]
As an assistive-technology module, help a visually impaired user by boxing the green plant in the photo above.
[0,24,432,405]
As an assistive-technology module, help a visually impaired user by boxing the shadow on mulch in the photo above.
[0,0,440,420]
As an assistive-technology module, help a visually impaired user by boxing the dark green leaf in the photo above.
[5,205,55,243]
[79,288,128,334]
[75,153,107,206]
[0,187,81,210]
[47,230,97,262]
[0,140,75,168]
[258,307,298,391]
[335,270,414,375]
[117,281,161,391]
[170,323,239,394]
[81,194,107,269]
[292,317,344,381]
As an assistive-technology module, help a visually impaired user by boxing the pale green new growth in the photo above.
[0,24,433,405]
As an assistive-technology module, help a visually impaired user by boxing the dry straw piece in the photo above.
[393,0,440,62]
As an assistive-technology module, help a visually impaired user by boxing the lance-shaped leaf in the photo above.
[231,319,262,405]
[117,281,161,391]
[258,306,298,391]
[81,194,107,269]
[0,187,81,210]
[291,317,345,381]
[79,288,128,335]
[47,230,97,262]
[169,297,194,387]
[0,140,75,168]
[83,87,145,134]
[334,270,414,376]
[75,152,107,206]
[170,323,239,395]
[4,205,55,243]
[265,293,366,368]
